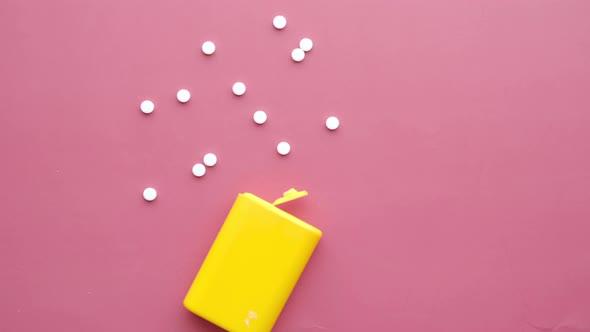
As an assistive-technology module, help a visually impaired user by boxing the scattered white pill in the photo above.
[232,82,246,96]
[277,142,291,156]
[326,116,340,130]
[202,41,216,55]
[203,153,217,167]
[273,15,287,29]
[143,187,157,201]
[299,38,313,52]
[177,89,191,103]
[253,110,267,124]
[192,163,206,177]
[140,100,155,114]
[291,48,305,62]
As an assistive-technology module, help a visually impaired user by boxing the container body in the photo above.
[184,193,322,332]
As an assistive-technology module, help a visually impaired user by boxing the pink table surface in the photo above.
[2,0,590,331]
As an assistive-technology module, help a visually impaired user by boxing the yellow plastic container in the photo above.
[184,189,322,332]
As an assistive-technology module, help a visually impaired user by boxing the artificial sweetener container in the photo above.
[184,189,322,332]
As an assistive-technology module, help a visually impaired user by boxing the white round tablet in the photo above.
[143,187,157,201]
[273,15,287,29]
[291,48,305,62]
[299,38,313,52]
[326,116,340,130]
[232,82,246,96]
[177,89,191,103]
[192,163,206,177]
[202,41,216,55]
[203,153,217,167]
[277,142,291,156]
[253,110,267,124]
[140,100,154,114]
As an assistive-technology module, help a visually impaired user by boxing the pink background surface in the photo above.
[2,0,590,331]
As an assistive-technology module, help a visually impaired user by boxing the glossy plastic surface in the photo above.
[184,192,322,332]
